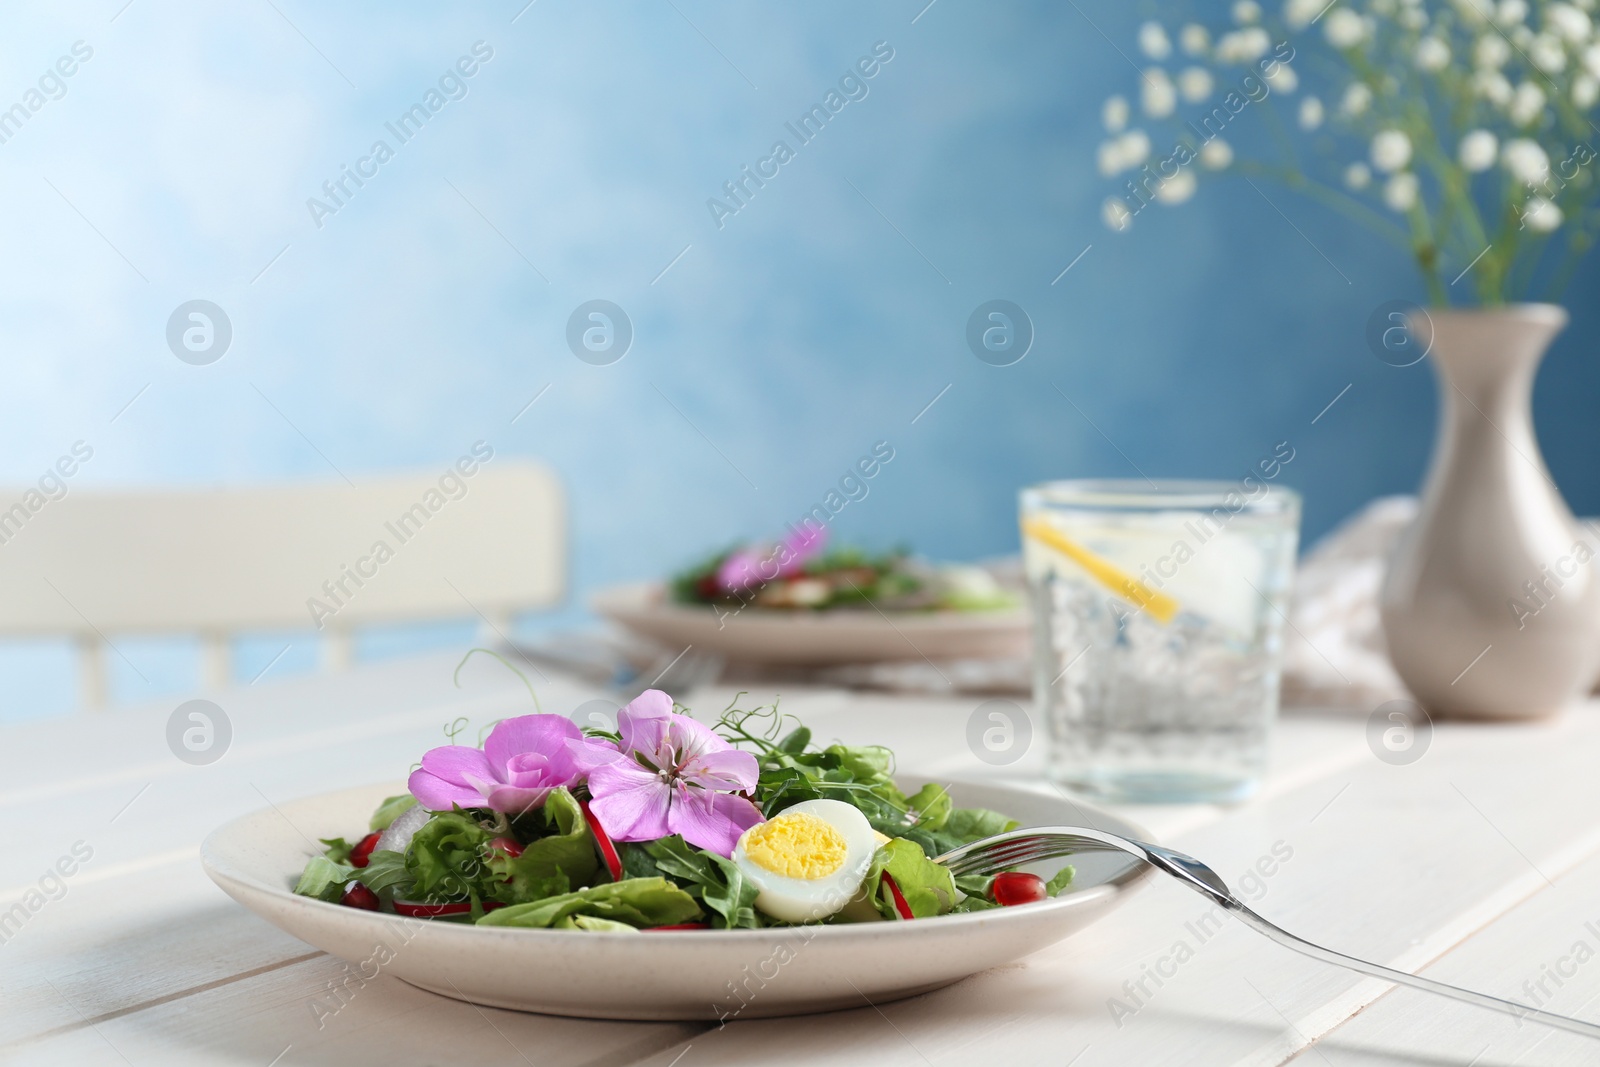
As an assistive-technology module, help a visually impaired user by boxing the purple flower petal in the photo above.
[779,523,827,576]
[679,748,758,793]
[617,689,675,764]
[408,767,485,812]
[588,763,675,842]
[716,549,766,593]
[484,715,583,779]
[418,745,496,789]
[483,783,556,814]
[668,788,765,856]
[567,736,624,772]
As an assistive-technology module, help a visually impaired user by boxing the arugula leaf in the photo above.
[477,877,702,929]
[294,856,357,902]
[1045,866,1076,896]
[369,794,417,832]
[641,835,761,929]
[357,849,415,901]
[318,837,355,865]
[944,807,1021,844]
[488,788,597,904]
[865,838,956,919]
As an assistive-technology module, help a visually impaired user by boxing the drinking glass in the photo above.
[1019,479,1301,803]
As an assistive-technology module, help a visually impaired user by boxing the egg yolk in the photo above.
[742,812,848,879]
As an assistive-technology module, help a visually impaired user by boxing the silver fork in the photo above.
[936,825,1600,1041]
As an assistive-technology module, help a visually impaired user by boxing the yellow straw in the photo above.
[1021,518,1181,624]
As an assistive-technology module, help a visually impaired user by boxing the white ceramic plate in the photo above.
[591,581,1031,667]
[202,777,1151,1021]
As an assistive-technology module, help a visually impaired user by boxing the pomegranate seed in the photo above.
[349,832,382,869]
[490,836,524,858]
[645,922,709,931]
[991,871,1048,907]
[340,882,380,910]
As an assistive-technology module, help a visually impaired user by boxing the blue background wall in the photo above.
[0,0,1596,716]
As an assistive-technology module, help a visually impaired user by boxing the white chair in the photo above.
[0,461,565,708]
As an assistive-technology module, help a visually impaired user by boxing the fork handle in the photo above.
[1226,900,1600,1040]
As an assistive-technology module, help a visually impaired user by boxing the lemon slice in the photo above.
[1021,518,1180,624]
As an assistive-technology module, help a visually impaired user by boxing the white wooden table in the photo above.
[2,650,1597,1066]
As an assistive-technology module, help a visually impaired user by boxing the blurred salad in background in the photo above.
[670,525,1018,612]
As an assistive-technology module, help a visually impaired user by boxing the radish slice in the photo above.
[490,836,524,858]
[341,883,380,911]
[645,922,709,931]
[880,872,915,920]
[374,804,431,856]
[579,800,624,882]
[392,899,505,918]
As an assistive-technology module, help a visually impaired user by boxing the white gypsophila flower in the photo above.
[1284,0,1324,29]
[1345,161,1372,189]
[1371,129,1413,171]
[1199,138,1233,169]
[1509,80,1547,124]
[1475,34,1512,67]
[1373,0,1396,13]
[1234,0,1262,23]
[1502,137,1551,182]
[1265,62,1299,92]
[1179,67,1214,102]
[1341,81,1374,115]
[1497,0,1529,25]
[1400,6,1428,28]
[1102,197,1133,231]
[1180,23,1210,55]
[1139,21,1172,60]
[1512,23,1536,47]
[1474,69,1515,103]
[1455,0,1494,23]
[1096,140,1123,177]
[1577,73,1600,107]
[1325,9,1370,47]
[1549,3,1593,41]
[1459,129,1499,170]
[1142,70,1177,118]
[1585,42,1600,77]
[1118,129,1152,169]
[1522,196,1563,230]
[1103,95,1129,132]
[1153,168,1197,204]
[1384,172,1419,211]
[1417,36,1451,70]
[1531,33,1568,72]
[1299,96,1325,129]
[1215,27,1272,62]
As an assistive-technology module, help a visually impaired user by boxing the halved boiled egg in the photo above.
[732,799,879,923]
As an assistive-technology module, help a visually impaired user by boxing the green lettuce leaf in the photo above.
[943,807,1021,844]
[640,835,761,929]
[1046,866,1076,896]
[477,877,702,929]
[488,788,597,903]
[406,812,495,904]
[904,784,952,832]
[294,856,357,902]
[318,837,355,865]
[369,794,417,832]
[556,914,639,932]
[867,838,956,919]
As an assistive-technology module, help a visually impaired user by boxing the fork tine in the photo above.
[947,842,1082,879]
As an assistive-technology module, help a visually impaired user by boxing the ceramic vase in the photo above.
[1380,304,1600,720]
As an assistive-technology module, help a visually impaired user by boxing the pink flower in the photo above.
[572,689,763,856]
[716,523,828,594]
[408,714,586,815]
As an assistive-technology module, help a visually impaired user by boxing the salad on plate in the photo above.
[670,524,1017,614]
[295,678,1070,931]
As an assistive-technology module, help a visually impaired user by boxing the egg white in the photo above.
[732,799,879,924]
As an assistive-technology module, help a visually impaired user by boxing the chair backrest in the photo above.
[0,460,565,706]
